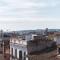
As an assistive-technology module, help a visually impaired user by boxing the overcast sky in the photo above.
[0,0,60,31]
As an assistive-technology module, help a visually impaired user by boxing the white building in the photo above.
[10,34,37,60]
[25,34,37,41]
[10,37,28,60]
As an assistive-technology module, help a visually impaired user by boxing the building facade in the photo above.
[10,36,28,60]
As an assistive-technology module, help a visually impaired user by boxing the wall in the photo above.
[27,40,54,54]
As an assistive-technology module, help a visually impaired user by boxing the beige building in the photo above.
[47,32,55,40]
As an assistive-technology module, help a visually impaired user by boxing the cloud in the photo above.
[0,0,59,18]
[0,0,60,31]
[0,17,60,31]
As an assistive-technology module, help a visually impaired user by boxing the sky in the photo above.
[0,0,60,31]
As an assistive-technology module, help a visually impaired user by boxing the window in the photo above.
[19,51,22,60]
[24,52,26,60]
[15,49,17,58]
[11,48,13,57]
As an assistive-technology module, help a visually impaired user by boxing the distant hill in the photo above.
[4,29,60,36]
